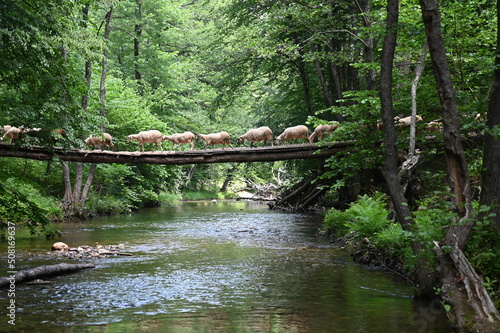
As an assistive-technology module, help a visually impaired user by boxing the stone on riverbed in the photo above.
[51,242,69,251]
[50,243,131,259]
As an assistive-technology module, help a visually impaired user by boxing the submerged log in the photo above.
[0,263,95,287]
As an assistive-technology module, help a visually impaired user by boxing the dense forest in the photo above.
[1,0,500,331]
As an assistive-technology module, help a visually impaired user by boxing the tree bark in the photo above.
[420,0,474,250]
[100,7,113,131]
[380,0,436,296]
[82,3,91,112]
[480,0,500,232]
[312,44,335,107]
[356,0,376,91]
[134,0,143,88]
[81,163,97,204]
[0,263,95,288]
[409,41,428,157]
[220,164,237,192]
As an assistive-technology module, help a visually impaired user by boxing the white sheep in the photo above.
[237,126,273,147]
[197,131,233,149]
[1,125,12,136]
[127,130,163,152]
[276,125,311,145]
[161,131,196,151]
[395,115,423,127]
[0,126,24,143]
[309,123,339,142]
[376,115,423,130]
[84,133,114,150]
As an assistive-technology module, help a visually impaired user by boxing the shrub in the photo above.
[373,222,408,256]
[322,193,391,237]
[158,191,182,205]
[0,180,51,236]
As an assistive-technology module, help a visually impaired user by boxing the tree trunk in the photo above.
[409,41,428,157]
[82,3,91,112]
[134,0,143,88]
[220,164,237,192]
[420,0,500,330]
[81,163,97,204]
[0,263,95,288]
[73,162,84,201]
[296,58,313,115]
[379,0,437,297]
[480,0,500,232]
[100,7,112,130]
[420,0,474,249]
[357,0,376,91]
[312,44,335,107]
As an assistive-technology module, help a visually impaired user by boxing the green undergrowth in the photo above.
[181,190,237,201]
[321,193,499,306]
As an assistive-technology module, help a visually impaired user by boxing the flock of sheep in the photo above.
[87,123,340,152]
[0,123,341,152]
[2,115,437,152]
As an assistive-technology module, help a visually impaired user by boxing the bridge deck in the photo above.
[0,141,355,165]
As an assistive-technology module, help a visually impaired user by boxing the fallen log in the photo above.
[0,263,95,288]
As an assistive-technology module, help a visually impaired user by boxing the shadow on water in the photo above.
[0,201,452,332]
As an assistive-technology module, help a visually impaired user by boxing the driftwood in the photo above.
[0,263,95,288]
[434,240,500,332]
[270,172,330,211]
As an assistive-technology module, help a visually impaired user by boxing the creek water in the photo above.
[1,201,452,332]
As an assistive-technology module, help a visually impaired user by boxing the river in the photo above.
[1,200,452,332]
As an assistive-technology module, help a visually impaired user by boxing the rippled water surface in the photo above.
[1,201,452,332]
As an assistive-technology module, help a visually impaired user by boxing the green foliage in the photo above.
[464,206,500,307]
[0,179,53,236]
[182,189,235,201]
[412,196,454,244]
[158,191,182,205]
[84,193,132,216]
[322,193,391,237]
[373,223,409,257]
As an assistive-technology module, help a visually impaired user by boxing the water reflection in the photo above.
[0,201,451,332]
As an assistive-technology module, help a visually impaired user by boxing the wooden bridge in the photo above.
[0,141,355,165]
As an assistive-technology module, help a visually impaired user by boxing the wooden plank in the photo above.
[0,141,355,165]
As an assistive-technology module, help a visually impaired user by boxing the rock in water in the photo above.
[51,242,69,251]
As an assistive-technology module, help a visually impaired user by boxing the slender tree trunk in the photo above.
[62,162,73,204]
[312,44,335,107]
[134,0,143,89]
[409,41,428,157]
[356,0,376,91]
[81,163,97,204]
[220,165,237,193]
[183,165,197,189]
[73,162,84,201]
[100,7,113,131]
[480,0,500,232]
[82,3,91,112]
[296,59,313,114]
[379,0,436,297]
